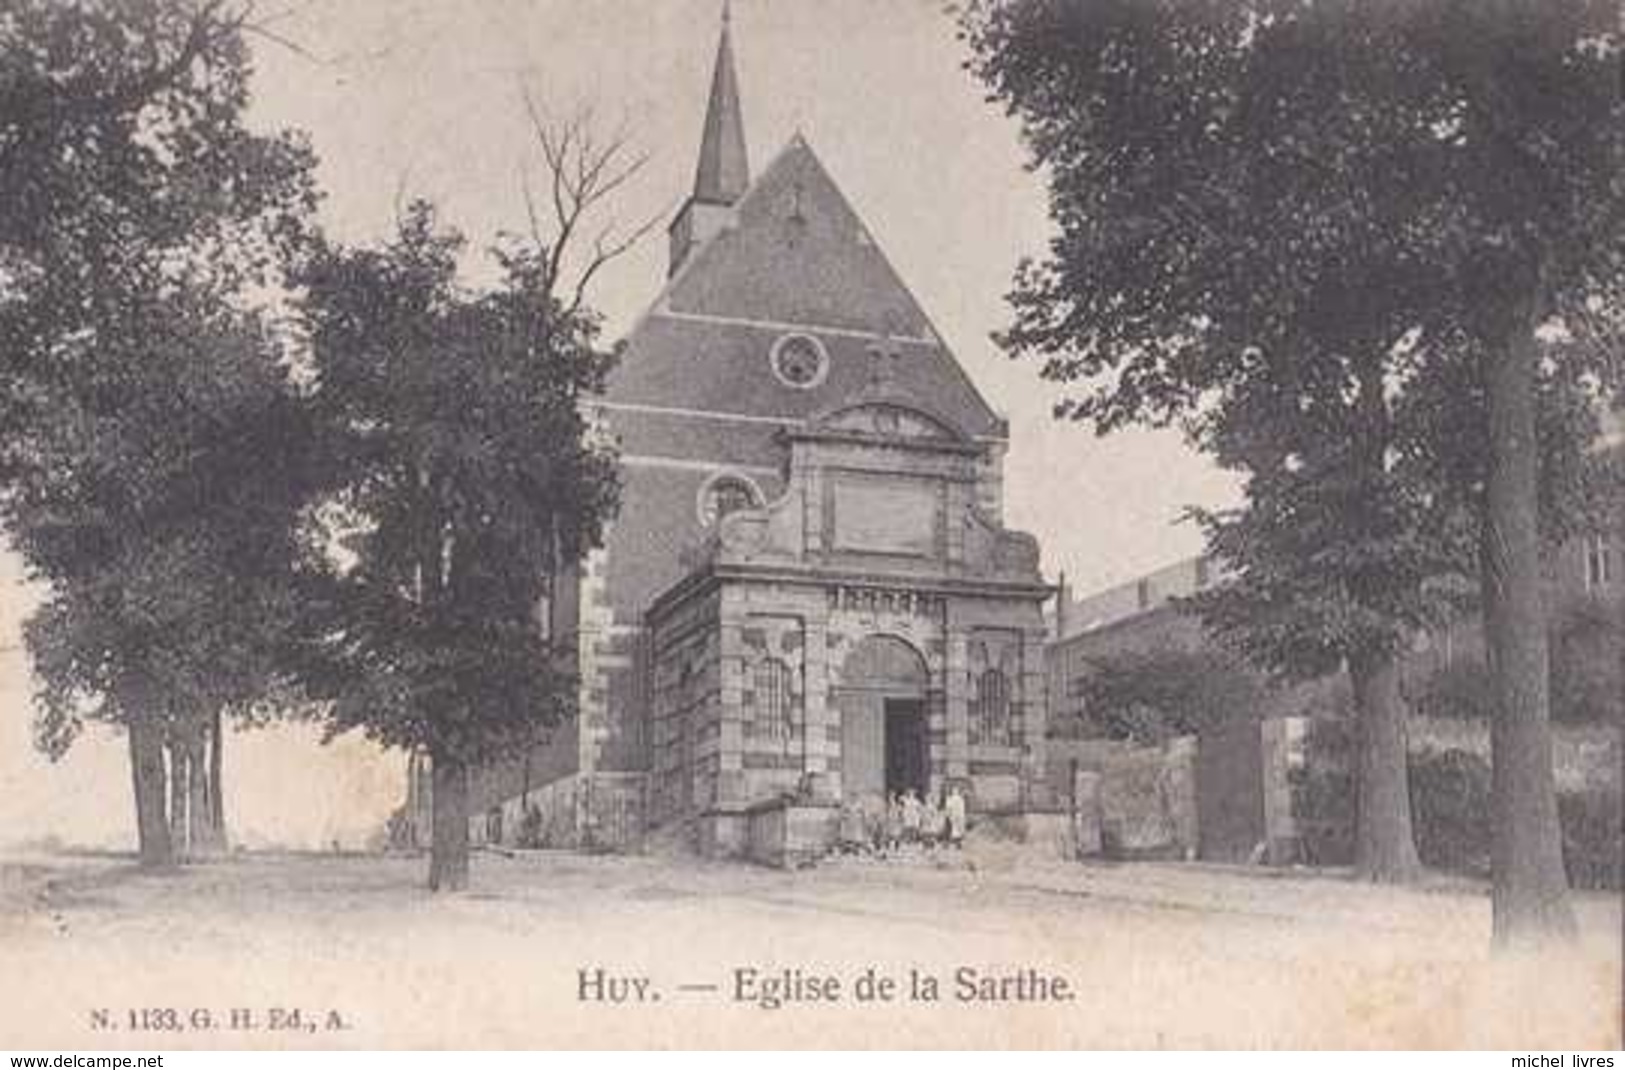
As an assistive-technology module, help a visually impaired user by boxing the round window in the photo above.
[769,333,829,389]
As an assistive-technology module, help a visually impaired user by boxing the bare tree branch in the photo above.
[103,0,230,114]
[391,167,416,233]
[518,85,665,319]
[566,209,666,323]
[517,162,546,251]
[240,20,331,65]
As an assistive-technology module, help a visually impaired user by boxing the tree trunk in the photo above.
[1482,321,1576,946]
[1344,350,1421,884]
[127,718,173,868]
[522,742,532,811]
[427,753,470,892]
[195,707,228,853]
[1348,649,1422,883]
[167,737,190,859]
[183,727,219,856]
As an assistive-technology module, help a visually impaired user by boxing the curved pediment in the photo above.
[807,397,971,446]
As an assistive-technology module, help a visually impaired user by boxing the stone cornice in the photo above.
[646,561,1056,626]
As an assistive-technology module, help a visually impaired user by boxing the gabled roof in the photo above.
[611,136,1003,438]
[665,135,929,332]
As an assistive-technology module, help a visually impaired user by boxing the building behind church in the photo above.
[1048,403,1623,739]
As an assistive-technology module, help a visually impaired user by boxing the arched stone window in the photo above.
[697,471,763,527]
[970,667,1012,746]
[967,632,1020,747]
[751,656,797,742]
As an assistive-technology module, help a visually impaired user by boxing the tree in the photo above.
[294,199,621,891]
[961,0,1445,883]
[1066,646,1270,746]
[1415,0,1622,943]
[961,0,1621,928]
[1550,596,1622,727]
[18,306,315,861]
[1411,595,1622,727]
[1,1,318,866]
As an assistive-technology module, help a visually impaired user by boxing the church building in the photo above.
[430,12,1059,860]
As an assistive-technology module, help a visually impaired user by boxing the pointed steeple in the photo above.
[668,3,752,275]
[692,2,749,205]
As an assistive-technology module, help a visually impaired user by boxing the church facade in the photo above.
[429,15,1058,859]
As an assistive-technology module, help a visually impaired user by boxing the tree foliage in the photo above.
[1,0,320,863]
[961,0,1621,914]
[293,202,620,888]
[16,302,315,754]
[296,203,618,761]
[1067,646,1270,745]
[1547,595,1621,726]
[1411,595,1622,727]
[960,0,1618,667]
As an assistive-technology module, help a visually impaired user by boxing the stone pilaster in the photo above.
[1020,622,1051,807]
[801,616,830,776]
[944,629,970,780]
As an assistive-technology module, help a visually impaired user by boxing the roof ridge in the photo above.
[621,135,807,343]
[782,142,1005,432]
[617,135,1005,438]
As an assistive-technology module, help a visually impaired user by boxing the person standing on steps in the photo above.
[884,792,904,855]
[945,783,967,850]
[901,788,923,848]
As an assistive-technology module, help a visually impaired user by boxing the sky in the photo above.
[0,0,1238,851]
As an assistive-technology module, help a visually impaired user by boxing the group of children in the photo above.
[838,784,968,857]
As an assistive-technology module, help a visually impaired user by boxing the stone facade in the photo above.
[645,385,1052,856]
[435,16,1058,860]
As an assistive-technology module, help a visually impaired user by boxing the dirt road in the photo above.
[1,847,1617,1048]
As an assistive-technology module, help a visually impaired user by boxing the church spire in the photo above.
[692,2,749,205]
[668,3,751,275]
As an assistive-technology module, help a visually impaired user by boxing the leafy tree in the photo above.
[1411,596,1621,727]
[294,202,620,891]
[1379,1,1621,942]
[1067,646,1270,746]
[18,302,315,858]
[960,0,1448,884]
[1,1,318,865]
[1411,661,1495,723]
[961,0,1620,938]
[1549,596,1622,726]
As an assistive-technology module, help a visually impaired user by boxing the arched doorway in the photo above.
[834,634,930,801]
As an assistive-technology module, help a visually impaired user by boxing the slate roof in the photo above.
[609,135,1003,441]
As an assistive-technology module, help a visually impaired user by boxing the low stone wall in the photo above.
[579,772,647,853]
[466,771,647,852]
[1047,737,1197,859]
[469,774,577,849]
[1017,809,1075,860]
[695,809,747,859]
[744,800,840,869]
